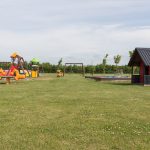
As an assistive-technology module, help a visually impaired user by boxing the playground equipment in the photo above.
[0,52,29,83]
[64,63,85,77]
[31,65,39,78]
[56,70,64,77]
[0,68,6,76]
[31,58,40,78]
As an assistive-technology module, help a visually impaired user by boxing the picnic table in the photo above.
[0,76,15,84]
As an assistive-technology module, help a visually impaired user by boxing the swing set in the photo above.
[64,63,85,77]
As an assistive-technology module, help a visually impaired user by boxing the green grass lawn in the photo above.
[0,74,149,150]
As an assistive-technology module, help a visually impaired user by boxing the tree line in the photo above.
[0,51,136,74]
[37,63,133,74]
[0,61,133,74]
[39,51,136,74]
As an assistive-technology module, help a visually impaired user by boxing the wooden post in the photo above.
[140,62,144,84]
[132,66,134,75]
[82,63,85,77]
[6,77,11,84]
[131,66,133,84]
[63,64,66,76]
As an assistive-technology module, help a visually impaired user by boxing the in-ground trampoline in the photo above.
[85,76,131,81]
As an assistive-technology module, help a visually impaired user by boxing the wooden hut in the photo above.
[128,48,150,85]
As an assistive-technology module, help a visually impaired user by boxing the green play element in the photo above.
[31,58,40,65]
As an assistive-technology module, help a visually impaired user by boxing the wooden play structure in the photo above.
[0,52,30,84]
[64,63,85,77]
[128,48,150,85]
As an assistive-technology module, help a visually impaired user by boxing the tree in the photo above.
[88,65,95,76]
[42,62,51,73]
[129,50,134,58]
[114,55,121,73]
[102,54,108,74]
[129,50,136,74]
[57,58,63,70]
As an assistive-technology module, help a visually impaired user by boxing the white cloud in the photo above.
[0,24,150,64]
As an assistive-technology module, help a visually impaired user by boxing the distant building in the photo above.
[128,48,150,85]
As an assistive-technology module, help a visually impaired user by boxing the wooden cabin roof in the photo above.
[128,48,150,66]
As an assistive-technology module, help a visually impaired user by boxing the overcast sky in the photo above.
[0,0,150,64]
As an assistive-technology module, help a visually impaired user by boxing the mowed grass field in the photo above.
[0,74,149,150]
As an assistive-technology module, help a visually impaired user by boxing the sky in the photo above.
[0,0,150,65]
